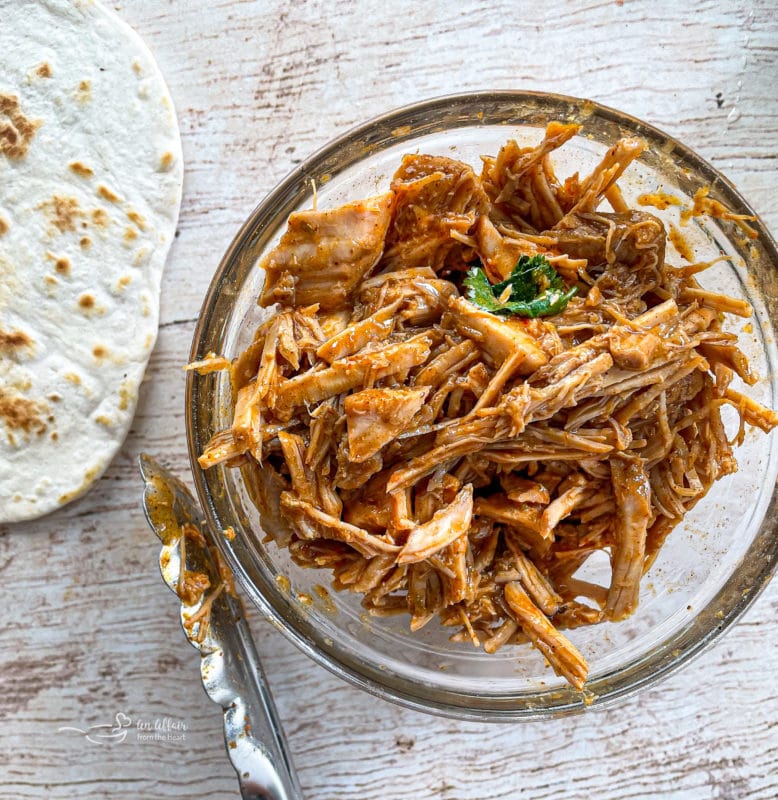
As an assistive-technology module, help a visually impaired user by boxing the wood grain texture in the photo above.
[1,0,777,798]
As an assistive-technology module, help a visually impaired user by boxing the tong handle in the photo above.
[139,454,303,800]
[204,599,302,800]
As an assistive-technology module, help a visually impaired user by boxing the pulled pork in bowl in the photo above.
[186,92,778,719]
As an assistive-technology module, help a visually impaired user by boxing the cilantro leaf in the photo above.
[463,254,577,318]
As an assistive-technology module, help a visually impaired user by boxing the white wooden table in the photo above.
[2,1,777,797]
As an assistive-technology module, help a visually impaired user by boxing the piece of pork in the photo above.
[698,342,757,386]
[280,492,400,558]
[274,332,436,420]
[480,122,581,230]
[448,296,548,373]
[550,210,666,270]
[473,494,551,552]
[345,386,430,463]
[605,453,651,620]
[316,299,401,363]
[365,275,458,326]
[482,123,581,199]
[567,137,647,215]
[500,474,551,505]
[259,192,394,310]
[475,215,543,281]
[381,154,489,272]
[503,581,588,690]
[608,328,662,371]
[501,546,563,616]
[724,388,778,433]
[397,484,474,564]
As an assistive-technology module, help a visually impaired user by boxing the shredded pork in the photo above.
[198,123,777,690]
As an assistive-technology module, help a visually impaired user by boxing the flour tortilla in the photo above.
[0,0,183,522]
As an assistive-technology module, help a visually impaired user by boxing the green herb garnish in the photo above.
[464,254,577,318]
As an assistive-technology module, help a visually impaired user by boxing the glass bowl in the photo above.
[186,91,778,720]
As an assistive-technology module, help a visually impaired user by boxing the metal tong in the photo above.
[140,454,302,800]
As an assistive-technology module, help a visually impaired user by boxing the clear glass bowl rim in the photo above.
[185,90,778,721]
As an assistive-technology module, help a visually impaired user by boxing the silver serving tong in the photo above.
[140,454,302,800]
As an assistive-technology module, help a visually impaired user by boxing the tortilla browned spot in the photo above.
[76,79,91,104]
[0,327,32,352]
[41,195,82,232]
[69,161,93,177]
[97,184,121,203]
[91,208,110,227]
[0,389,46,434]
[127,210,146,230]
[0,94,40,159]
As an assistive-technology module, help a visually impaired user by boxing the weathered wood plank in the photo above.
[1,0,776,798]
